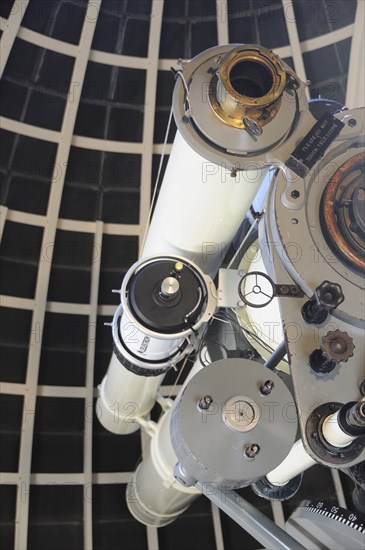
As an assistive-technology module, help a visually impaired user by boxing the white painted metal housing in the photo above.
[142,130,268,277]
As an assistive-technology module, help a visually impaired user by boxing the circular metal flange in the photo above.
[270,123,365,327]
[321,151,365,273]
[111,302,189,376]
[223,395,260,432]
[251,473,303,501]
[120,255,217,340]
[305,402,365,465]
[212,45,287,129]
[172,44,305,169]
[170,359,297,488]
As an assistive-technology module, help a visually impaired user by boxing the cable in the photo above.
[229,308,289,363]
[227,216,260,269]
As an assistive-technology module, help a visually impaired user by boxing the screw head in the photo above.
[348,118,357,127]
[244,443,260,459]
[260,380,274,395]
[198,395,213,411]
[291,190,300,199]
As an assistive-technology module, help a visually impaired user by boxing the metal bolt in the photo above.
[161,276,180,298]
[198,395,213,411]
[291,190,300,199]
[244,444,260,459]
[260,380,274,395]
[348,118,357,127]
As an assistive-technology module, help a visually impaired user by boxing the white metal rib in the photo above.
[0,16,354,68]
[83,220,103,550]
[17,23,78,57]
[4,205,141,235]
[301,24,353,53]
[331,468,347,509]
[211,502,225,550]
[0,382,182,400]
[1,471,133,484]
[89,48,148,68]
[281,0,310,99]
[13,3,101,548]
[0,205,8,241]
[271,500,286,529]
[140,425,159,550]
[6,208,47,227]
[216,0,229,45]
[0,0,30,78]
[138,0,164,254]
[0,296,127,317]
[0,382,26,395]
[0,116,61,142]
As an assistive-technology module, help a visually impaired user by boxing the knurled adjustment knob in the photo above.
[309,330,355,374]
[315,280,344,310]
[321,330,355,363]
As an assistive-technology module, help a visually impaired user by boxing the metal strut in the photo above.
[196,482,306,550]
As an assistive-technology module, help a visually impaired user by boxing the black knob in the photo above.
[315,280,344,310]
[321,330,355,363]
[302,281,344,325]
[309,330,354,374]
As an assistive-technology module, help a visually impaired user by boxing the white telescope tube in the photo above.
[97,256,215,435]
[97,354,165,435]
[126,355,206,525]
[99,130,266,435]
[266,440,316,486]
[143,131,268,276]
[267,407,360,486]
[127,407,200,526]
[322,410,357,448]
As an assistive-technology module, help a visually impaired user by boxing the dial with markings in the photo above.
[286,499,365,549]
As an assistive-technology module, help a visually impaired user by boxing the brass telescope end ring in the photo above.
[210,45,289,130]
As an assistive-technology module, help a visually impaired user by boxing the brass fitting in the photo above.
[209,44,296,131]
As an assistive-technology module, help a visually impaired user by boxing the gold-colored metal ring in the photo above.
[210,45,288,129]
